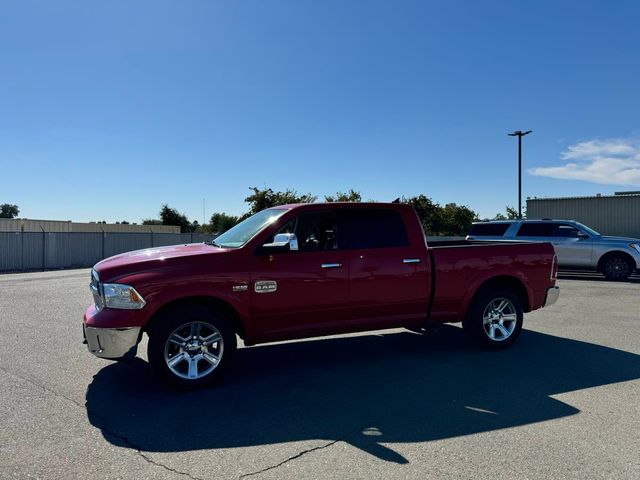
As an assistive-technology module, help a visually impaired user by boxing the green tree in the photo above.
[439,203,478,236]
[494,205,520,220]
[402,195,442,234]
[0,204,19,218]
[209,212,239,234]
[505,205,520,219]
[142,204,193,232]
[324,189,362,202]
[402,196,478,235]
[159,204,192,232]
[244,187,317,215]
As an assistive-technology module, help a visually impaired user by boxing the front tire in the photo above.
[463,289,523,349]
[601,254,633,281]
[147,305,237,389]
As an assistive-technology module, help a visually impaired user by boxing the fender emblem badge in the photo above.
[254,280,277,293]
[232,284,248,292]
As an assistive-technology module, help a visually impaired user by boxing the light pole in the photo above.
[508,130,532,219]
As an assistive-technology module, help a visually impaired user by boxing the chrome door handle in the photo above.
[403,258,421,264]
[321,263,342,269]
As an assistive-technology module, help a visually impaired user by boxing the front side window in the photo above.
[296,212,339,252]
[516,222,553,237]
[573,222,600,236]
[342,209,409,249]
[269,212,339,252]
[552,225,583,238]
[213,208,287,248]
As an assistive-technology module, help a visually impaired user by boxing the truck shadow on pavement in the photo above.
[85,326,640,464]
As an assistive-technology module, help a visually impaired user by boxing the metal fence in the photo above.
[0,232,465,273]
[0,232,216,272]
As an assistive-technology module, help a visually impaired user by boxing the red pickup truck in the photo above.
[84,203,559,388]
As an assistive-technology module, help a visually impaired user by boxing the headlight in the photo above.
[630,243,640,254]
[102,283,147,310]
[90,270,104,311]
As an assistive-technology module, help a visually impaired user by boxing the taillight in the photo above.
[551,255,558,281]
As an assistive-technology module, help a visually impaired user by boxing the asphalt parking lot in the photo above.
[0,269,639,479]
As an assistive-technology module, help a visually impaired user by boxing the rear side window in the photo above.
[516,223,553,237]
[469,223,510,236]
[342,209,409,249]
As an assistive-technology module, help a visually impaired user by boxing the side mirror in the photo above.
[577,232,589,240]
[262,233,299,251]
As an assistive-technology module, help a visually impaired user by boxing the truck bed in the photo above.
[427,240,556,323]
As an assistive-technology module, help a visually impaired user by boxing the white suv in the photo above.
[467,219,640,281]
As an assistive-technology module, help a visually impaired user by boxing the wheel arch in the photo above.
[463,275,531,320]
[596,250,636,273]
[144,296,246,340]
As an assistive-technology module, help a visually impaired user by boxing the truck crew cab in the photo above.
[84,203,559,388]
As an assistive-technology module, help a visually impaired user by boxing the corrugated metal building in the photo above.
[0,219,180,233]
[527,192,640,238]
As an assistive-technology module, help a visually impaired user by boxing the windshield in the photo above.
[211,208,288,248]
[574,222,600,236]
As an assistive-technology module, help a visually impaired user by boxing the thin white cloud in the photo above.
[529,138,640,186]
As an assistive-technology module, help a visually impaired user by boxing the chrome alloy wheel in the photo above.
[163,321,224,380]
[482,298,517,341]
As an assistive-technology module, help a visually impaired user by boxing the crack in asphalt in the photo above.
[1,365,350,480]
[0,365,398,479]
[0,365,86,409]
[92,413,208,480]
[0,366,205,480]
[234,390,480,478]
[238,440,341,479]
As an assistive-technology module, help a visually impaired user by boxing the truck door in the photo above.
[342,208,431,328]
[249,210,350,338]
[550,223,593,268]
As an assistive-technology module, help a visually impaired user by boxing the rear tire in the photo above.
[463,289,523,349]
[147,305,237,389]
[601,254,633,281]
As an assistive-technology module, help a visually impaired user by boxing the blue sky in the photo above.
[2,0,640,223]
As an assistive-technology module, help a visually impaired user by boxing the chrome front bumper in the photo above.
[83,324,141,359]
[544,286,560,307]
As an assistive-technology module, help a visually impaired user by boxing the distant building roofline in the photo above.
[614,190,640,195]
[0,218,180,233]
[527,193,640,202]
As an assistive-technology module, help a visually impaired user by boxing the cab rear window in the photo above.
[469,223,510,236]
[341,209,409,249]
